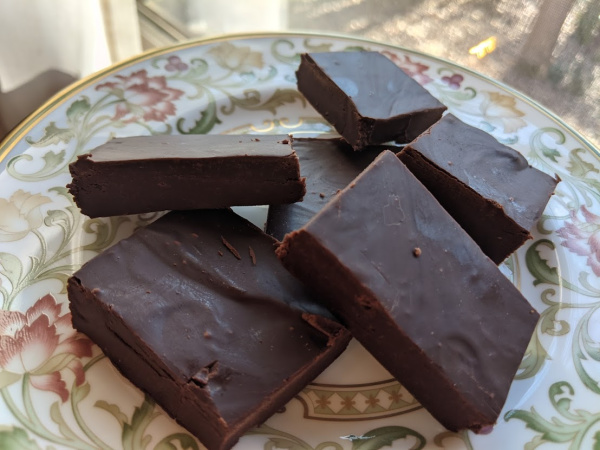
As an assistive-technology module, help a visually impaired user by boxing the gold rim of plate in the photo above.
[0,30,597,163]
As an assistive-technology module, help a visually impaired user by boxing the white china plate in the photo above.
[1,33,599,450]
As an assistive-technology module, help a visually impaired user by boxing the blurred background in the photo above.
[1,0,598,148]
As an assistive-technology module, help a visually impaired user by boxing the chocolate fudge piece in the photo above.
[277,151,539,433]
[296,51,446,150]
[267,136,394,241]
[398,114,559,264]
[67,209,350,450]
[68,134,305,218]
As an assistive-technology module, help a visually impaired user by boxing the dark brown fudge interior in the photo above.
[68,134,305,218]
[398,114,559,263]
[68,209,350,450]
[277,150,539,433]
[296,51,446,150]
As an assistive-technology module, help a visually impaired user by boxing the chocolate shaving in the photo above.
[249,246,257,265]
[221,236,241,260]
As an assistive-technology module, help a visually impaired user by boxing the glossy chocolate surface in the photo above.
[296,51,446,150]
[68,134,305,217]
[398,113,559,263]
[68,209,349,450]
[267,136,392,241]
[277,151,539,432]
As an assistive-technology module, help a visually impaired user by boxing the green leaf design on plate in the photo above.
[50,401,83,443]
[0,427,40,450]
[498,135,519,145]
[516,326,550,380]
[436,85,478,105]
[271,39,300,64]
[71,382,111,450]
[95,400,129,428]
[221,88,306,115]
[82,216,132,253]
[351,426,426,450]
[572,303,600,395]
[539,288,570,336]
[177,100,221,135]
[526,239,599,295]
[31,354,76,377]
[529,127,564,163]
[71,382,91,406]
[0,252,23,292]
[304,39,333,53]
[264,436,310,450]
[7,149,67,182]
[122,396,160,450]
[526,239,559,286]
[343,46,369,52]
[433,430,473,449]
[25,122,74,147]
[505,381,600,450]
[0,371,21,389]
[66,97,92,124]
[154,433,199,450]
[248,424,342,450]
[567,148,599,179]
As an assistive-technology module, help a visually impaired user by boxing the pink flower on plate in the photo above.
[165,55,188,72]
[557,206,600,276]
[0,294,93,401]
[381,51,433,85]
[96,69,184,123]
[441,73,464,90]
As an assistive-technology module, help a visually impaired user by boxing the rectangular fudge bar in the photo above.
[296,51,446,150]
[277,151,539,432]
[398,114,559,263]
[68,134,305,217]
[267,136,394,241]
[67,209,350,450]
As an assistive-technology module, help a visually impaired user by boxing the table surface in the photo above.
[139,0,600,150]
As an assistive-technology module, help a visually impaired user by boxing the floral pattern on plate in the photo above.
[0,33,599,450]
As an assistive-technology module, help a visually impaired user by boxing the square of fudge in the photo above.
[267,136,394,241]
[277,150,539,432]
[68,134,305,217]
[68,209,350,450]
[398,113,559,263]
[296,51,446,150]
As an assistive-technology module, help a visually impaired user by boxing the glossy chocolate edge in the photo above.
[67,135,305,217]
[296,52,446,150]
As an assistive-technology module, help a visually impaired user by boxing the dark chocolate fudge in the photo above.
[398,114,559,264]
[67,209,350,450]
[296,51,446,150]
[68,134,305,218]
[277,151,539,433]
[267,136,394,241]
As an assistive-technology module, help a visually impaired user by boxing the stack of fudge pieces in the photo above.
[67,51,559,450]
